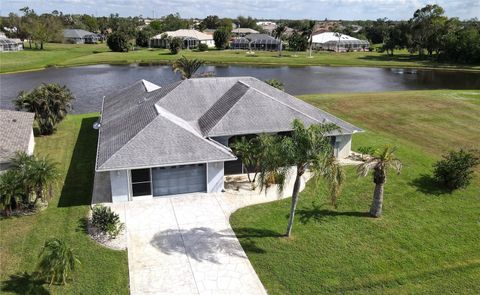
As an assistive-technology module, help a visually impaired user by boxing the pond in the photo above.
[1,64,479,114]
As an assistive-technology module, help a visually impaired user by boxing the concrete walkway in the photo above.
[108,171,310,295]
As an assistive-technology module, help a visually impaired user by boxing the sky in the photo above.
[1,0,479,20]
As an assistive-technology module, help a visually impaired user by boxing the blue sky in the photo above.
[1,0,479,20]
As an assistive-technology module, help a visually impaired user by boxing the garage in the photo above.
[151,164,207,196]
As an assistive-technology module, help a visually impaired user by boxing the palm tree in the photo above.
[272,24,287,56]
[230,137,261,183]
[0,170,24,215]
[28,157,59,204]
[172,56,205,79]
[36,238,80,285]
[357,145,402,218]
[257,119,344,237]
[302,20,316,58]
[15,83,74,135]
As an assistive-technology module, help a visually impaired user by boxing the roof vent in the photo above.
[141,79,161,92]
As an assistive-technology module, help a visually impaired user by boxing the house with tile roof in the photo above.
[0,110,35,172]
[94,77,361,202]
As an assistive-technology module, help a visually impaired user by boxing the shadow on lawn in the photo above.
[409,174,451,196]
[58,117,98,207]
[1,272,50,295]
[297,205,369,225]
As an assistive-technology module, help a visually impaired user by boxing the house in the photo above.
[63,29,99,44]
[0,110,35,172]
[231,33,281,51]
[231,28,259,37]
[0,33,23,52]
[94,77,361,202]
[312,32,369,52]
[150,29,215,49]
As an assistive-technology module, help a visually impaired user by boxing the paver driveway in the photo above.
[109,193,268,295]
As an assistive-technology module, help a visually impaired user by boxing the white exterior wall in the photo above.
[27,129,35,155]
[335,134,352,159]
[207,162,224,193]
[110,170,130,202]
[201,39,215,48]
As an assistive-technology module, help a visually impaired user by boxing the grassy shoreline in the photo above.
[1,43,479,74]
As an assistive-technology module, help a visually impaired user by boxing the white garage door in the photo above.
[152,164,207,196]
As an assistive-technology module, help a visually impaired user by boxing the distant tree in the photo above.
[149,20,163,31]
[168,37,182,54]
[357,145,402,218]
[365,18,388,44]
[301,20,316,57]
[161,13,189,31]
[236,16,259,30]
[265,79,284,91]
[199,15,221,30]
[15,83,74,135]
[410,4,447,56]
[213,27,231,49]
[273,23,287,56]
[80,14,99,32]
[107,31,130,52]
[287,30,308,51]
[172,56,205,79]
[36,238,79,285]
[433,149,479,191]
[136,27,154,47]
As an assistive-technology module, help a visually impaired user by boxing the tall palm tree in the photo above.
[36,238,80,285]
[15,83,74,135]
[272,23,287,56]
[357,145,402,217]
[172,56,205,79]
[257,119,344,237]
[302,20,316,58]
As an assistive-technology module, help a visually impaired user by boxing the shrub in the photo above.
[36,238,79,285]
[198,43,209,52]
[433,149,479,191]
[107,31,130,52]
[265,79,284,91]
[358,146,376,159]
[91,205,124,238]
[169,37,182,54]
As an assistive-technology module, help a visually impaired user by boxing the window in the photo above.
[131,168,151,196]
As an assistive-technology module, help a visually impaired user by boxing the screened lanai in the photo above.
[231,34,281,51]
[0,38,23,52]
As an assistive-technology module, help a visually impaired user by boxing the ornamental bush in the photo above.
[198,43,209,52]
[107,31,130,52]
[433,149,479,191]
[92,205,124,238]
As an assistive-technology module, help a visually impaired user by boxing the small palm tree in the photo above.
[257,119,344,237]
[36,238,80,285]
[172,56,205,79]
[28,157,59,204]
[357,145,402,218]
[0,170,24,214]
[15,83,74,135]
[231,137,261,183]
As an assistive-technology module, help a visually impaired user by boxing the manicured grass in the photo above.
[231,90,480,294]
[0,114,129,294]
[1,43,479,74]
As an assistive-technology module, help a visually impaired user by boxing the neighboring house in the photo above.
[231,28,259,37]
[95,77,361,202]
[231,33,281,51]
[150,29,215,49]
[312,32,370,52]
[0,33,23,52]
[0,110,35,172]
[63,29,99,44]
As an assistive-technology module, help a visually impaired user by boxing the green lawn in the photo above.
[231,90,480,294]
[0,114,129,294]
[1,42,479,74]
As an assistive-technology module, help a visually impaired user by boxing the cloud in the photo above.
[2,0,479,19]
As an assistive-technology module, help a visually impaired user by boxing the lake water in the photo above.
[1,64,479,114]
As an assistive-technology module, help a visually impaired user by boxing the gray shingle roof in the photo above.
[96,77,362,171]
[64,29,97,39]
[0,109,34,164]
